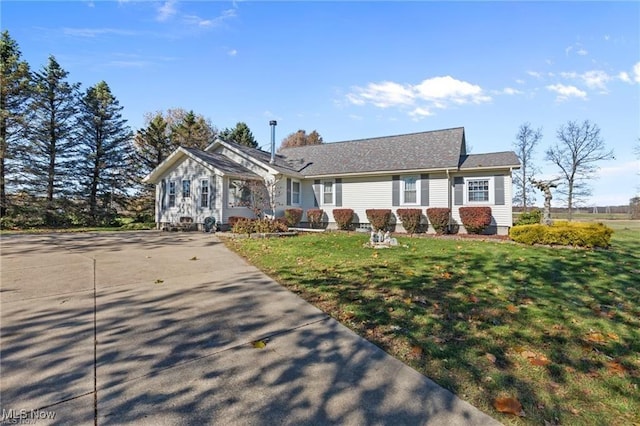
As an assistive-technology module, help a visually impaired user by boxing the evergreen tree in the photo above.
[76,81,132,225]
[0,31,31,217]
[22,56,80,223]
[219,122,257,148]
[170,110,215,149]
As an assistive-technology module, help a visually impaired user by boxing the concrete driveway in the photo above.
[1,231,500,425]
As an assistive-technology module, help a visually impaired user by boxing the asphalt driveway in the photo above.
[1,231,500,425]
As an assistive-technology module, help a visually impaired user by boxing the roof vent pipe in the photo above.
[269,120,277,164]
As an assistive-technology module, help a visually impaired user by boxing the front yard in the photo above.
[225,224,639,425]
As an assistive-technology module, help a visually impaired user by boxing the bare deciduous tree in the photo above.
[512,123,542,211]
[278,129,323,151]
[545,120,614,220]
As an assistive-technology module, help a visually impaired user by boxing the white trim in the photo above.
[322,180,334,206]
[291,179,301,206]
[400,175,419,205]
[464,176,494,204]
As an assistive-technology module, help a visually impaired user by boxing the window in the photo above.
[402,176,417,204]
[201,180,209,208]
[168,181,176,207]
[292,180,300,205]
[182,180,191,198]
[323,181,333,204]
[228,180,252,207]
[468,179,489,202]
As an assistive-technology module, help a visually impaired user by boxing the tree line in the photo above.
[1,30,327,229]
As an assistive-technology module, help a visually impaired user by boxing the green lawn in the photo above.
[224,225,640,425]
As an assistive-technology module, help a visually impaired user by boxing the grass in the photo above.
[224,222,640,425]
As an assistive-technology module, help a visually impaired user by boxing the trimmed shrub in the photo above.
[306,209,324,228]
[509,221,613,248]
[253,218,289,233]
[426,208,450,234]
[396,208,423,234]
[232,217,254,235]
[365,209,392,231]
[332,208,354,230]
[459,206,492,234]
[284,208,303,227]
[232,218,288,234]
[515,209,542,226]
[228,216,245,227]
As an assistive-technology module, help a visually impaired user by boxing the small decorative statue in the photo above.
[530,178,559,225]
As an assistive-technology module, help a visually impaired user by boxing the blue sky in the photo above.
[3,1,639,206]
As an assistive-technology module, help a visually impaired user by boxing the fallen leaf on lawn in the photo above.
[404,298,413,304]
[493,397,525,416]
[530,355,551,366]
[521,350,537,359]
[507,304,518,313]
[607,361,627,376]
[485,353,497,364]
[372,252,379,258]
[441,272,452,279]
[470,295,479,303]
[606,332,619,341]
[411,345,423,357]
[586,331,606,343]
[251,339,268,349]
[569,407,580,415]
[190,256,198,261]
[154,279,164,284]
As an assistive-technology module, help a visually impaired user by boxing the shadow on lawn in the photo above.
[273,234,640,423]
[0,234,492,425]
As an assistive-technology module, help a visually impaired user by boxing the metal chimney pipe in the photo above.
[269,120,277,164]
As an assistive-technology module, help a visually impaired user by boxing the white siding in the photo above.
[428,174,449,208]
[156,157,217,226]
[450,172,513,234]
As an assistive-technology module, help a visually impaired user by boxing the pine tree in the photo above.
[76,81,132,225]
[219,122,257,148]
[0,31,31,217]
[170,110,215,149]
[21,56,80,223]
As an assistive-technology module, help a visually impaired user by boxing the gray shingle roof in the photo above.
[184,148,261,179]
[459,152,521,169]
[220,140,305,177]
[278,127,469,176]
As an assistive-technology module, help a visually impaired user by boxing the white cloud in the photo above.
[618,71,631,83]
[347,81,415,108]
[597,161,639,178]
[414,76,491,104]
[582,70,610,90]
[346,76,491,117]
[349,114,363,121]
[634,62,640,83]
[501,87,523,95]
[62,27,137,38]
[409,107,433,118]
[546,84,587,101]
[527,71,543,79]
[227,49,237,56]
[516,79,525,85]
[157,0,177,22]
[576,48,588,56]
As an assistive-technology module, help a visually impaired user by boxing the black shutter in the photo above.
[335,178,342,207]
[286,178,291,206]
[420,174,429,206]
[161,179,166,209]
[454,177,464,206]
[313,179,320,207]
[392,175,400,206]
[494,175,505,205]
